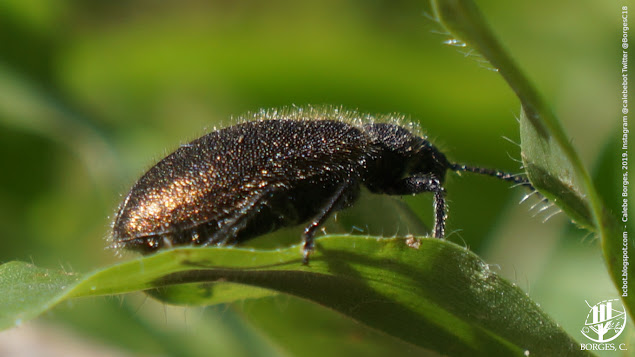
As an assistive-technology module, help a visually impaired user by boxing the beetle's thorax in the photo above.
[361,123,449,192]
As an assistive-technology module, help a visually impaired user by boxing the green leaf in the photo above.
[0,260,80,328]
[519,109,593,228]
[1,236,588,356]
[235,295,430,357]
[431,0,630,320]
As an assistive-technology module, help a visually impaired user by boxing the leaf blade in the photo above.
[0,236,588,356]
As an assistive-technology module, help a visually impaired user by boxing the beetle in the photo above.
[111,106,533,264]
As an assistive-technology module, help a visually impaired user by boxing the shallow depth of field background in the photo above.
[0,0,629,355]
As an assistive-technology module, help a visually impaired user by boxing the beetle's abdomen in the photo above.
[111,119,371,253]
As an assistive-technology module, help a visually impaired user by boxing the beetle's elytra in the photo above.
[111,106,533,263]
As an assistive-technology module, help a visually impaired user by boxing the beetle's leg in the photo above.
[203,185,280,246]
[383,174,447,238]
[302,182,353,265]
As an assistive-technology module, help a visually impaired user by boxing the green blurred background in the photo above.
[0,0,630,356]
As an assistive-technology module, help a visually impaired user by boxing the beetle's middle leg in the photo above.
[301,182,356,265]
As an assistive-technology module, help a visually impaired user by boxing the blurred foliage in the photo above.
[0,0,628,356]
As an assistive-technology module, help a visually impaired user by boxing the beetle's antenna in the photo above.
[450,163,535,190]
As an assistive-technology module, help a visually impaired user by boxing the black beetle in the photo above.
[111,106,533,264]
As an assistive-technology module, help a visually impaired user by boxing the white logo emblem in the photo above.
[581,299,627,343]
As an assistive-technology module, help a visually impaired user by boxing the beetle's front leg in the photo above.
[383,174,447,238]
